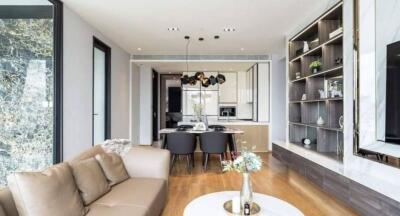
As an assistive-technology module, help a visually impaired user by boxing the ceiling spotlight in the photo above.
[137,48,142,51]
[214,35,220,39]
[223,27,236,32]
[167,27,180,31]
[240,48,245,51]
[199,37,204,41]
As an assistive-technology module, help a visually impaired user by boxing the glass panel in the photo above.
[93,48,106,144]
[182,91,200,116]
[0,1,55,186]
[201,91,218,116]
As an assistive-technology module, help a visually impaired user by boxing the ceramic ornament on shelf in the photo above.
[317,116,325,125]
[303,41,310,53]
[339,116,344,129]
[295,72,301,79]
[318,89,326,99]
[301,94,307,101]
[302,138,311,148]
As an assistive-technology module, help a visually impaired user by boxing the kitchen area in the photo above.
[158,62,270,152]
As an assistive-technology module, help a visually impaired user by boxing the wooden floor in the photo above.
[161,153,358,216]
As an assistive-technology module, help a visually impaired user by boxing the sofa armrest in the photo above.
[122,147,170,181]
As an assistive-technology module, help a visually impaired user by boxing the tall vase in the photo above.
[240,172,253,208]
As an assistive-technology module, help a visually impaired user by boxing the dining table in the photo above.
[158,128,244,159]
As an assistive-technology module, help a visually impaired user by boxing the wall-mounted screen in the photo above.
[385,41,400,144]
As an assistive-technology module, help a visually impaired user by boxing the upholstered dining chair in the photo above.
[199,132,228,171]
[166,132,197,174]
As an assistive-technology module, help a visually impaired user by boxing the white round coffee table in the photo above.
[183,191,304,216]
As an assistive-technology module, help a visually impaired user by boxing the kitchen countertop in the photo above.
[178,121,269,126]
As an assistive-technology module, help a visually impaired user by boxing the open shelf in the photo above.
[289,122,343,132]
[290,34,343,62]
[290,65,343,82]
[291,142,342,161]
[289,97,343,104]
[287,1,344,162]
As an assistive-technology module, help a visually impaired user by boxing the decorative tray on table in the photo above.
[223,200,261,216]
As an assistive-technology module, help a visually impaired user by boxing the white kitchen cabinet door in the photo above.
[257,63,270,122]
[182,91,200,115]
[219,72,237,103]
[237,71,253,119]
[201,91,218,116]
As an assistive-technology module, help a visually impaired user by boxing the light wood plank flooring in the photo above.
[161,153,358,216]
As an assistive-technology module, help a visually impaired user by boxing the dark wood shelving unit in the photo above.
[287,1,344,161]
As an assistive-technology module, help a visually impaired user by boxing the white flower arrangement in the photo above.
[222,151,262,173]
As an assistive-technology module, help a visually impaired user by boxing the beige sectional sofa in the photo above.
[0,146,170,216]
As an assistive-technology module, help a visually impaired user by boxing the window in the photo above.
[0,0,62,186]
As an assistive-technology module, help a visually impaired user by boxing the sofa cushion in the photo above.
[7,163,87,216]
[70,158,110,205]
[0,188,18,216]
[95,153,129,186]
[90,178,167,216]
[86,205,148,216]
[0,205,6,216]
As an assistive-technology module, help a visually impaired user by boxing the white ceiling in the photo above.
[61,0,332,56]
[137,62,255,73]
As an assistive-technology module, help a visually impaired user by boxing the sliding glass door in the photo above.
[0,0,62,186]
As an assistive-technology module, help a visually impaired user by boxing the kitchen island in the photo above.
[168,120,269,152]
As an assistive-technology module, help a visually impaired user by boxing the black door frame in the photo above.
[152,70,159,141]
[92,37,111,145]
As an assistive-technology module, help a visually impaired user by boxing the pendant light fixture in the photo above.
[180,36,226,87]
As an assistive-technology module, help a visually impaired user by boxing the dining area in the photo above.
[159,125,244,173]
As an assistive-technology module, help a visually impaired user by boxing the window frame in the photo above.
[0,0,63,163]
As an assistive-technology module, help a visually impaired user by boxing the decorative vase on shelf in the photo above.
[240,172,253,208]
[317,116,325,125]
[303,41,310,53]
[339,116,344,129]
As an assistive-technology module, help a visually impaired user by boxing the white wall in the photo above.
[257,63,270,122]
[270,55,286,149]
[130,63,141,145]
[63,6,130,160]
[139,65,153,145]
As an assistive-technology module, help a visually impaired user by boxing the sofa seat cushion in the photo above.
[86,205,148,216]
[89,178,167,216]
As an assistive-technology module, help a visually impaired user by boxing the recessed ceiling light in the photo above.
[137,48,142,51]
[223,27,236,32]
[167,27,180,31]
[240,48,245,51]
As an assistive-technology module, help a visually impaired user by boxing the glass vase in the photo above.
[240,172,253,208]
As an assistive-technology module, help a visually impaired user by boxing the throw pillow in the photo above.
[7,163,87,216]
[95,153,129,186]
[70,158,110,205]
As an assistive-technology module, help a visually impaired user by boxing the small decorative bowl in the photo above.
[223,200,261,216]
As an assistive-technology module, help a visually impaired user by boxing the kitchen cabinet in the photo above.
[218,72,237,103]
[237,71,253,119]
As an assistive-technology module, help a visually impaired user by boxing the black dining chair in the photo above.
[208,125,226,131]
[200,132,228,171]
[166,132,197,173]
